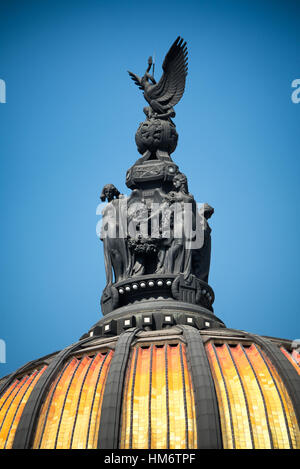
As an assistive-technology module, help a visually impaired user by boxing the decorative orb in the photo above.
[135,118,178,155]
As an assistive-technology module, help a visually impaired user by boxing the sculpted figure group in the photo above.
[99,37,214,313]
[100,173,214,288]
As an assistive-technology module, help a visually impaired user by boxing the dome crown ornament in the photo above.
[128,36,187,160]
[98,38,216,323]
[128,36,188,121]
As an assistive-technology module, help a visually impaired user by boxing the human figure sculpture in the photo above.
[162,173,196,279]
[100,184,129,285]
[192,203,214,283]
[128,36,188,122]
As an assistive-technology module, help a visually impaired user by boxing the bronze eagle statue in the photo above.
[128,36,188,120]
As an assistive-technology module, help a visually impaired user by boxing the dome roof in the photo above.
[1,324,299,449]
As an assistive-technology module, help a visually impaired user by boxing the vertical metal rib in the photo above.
[178,325,222,449]
[211,343,235,448]
[97,327,140,449]
[37,360,72,448]
[4,369,44,449]
[253,343,293,448]
[69,355,97,448]
[12,335,96,449]
[240,345,274,449]
[85,352,109,448]
[179,343,189,449]
[165,344,170,449]
[247,333,300,429]
[0,380,20,413]
[148,344,153,449]
[129,346,138,449]
[0,375,31,435]
[226,344,255,448]
[54,358,83,448]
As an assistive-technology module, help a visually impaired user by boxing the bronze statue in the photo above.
[100,184,120,203]
[100,185,129,285]
[163,173,195,278]
[99,38,215,314]
[128,36,188,121]
[192,203,214,283]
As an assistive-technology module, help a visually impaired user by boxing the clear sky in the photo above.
[0,0,299,377]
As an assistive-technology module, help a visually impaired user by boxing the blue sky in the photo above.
[0,0,299,376]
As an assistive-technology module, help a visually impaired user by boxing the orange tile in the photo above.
[120,343,197,449]
[34,351,113,449]
[0,368,46,449]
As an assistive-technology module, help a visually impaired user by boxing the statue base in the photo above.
[83,300,225,339]
[100,273,215,316]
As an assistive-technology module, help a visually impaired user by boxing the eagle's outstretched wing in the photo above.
[128,71,143,90]
[148,37,188,107]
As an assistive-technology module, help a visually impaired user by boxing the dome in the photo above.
[0,321,299,449]
[1,36,299,450]
[1,299,300,450]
